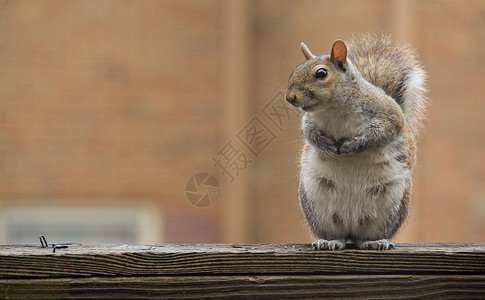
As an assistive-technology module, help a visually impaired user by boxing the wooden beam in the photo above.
[1,243,484,298]
[2,275,485,299]
[1,243,484,278]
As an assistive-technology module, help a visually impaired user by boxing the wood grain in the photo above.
[0,243,484,279]
[1,275,485,299]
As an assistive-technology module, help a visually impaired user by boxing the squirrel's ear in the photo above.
[331,40,347,65]
[301,42,315,60]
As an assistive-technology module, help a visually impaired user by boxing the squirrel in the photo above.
[285,34,427,250]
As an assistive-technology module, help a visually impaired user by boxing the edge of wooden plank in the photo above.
[1,243,484,256]
[0,243,484,279]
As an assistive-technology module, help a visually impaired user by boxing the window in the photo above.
[0,203,163,245]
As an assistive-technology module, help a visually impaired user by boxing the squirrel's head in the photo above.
[286,40,350,112]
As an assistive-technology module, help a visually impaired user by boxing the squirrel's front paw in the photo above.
[357,239,394,250]
[312,239,346,250]
[338,136,362,155]
[322,141,339,156]
[314,133,339,156]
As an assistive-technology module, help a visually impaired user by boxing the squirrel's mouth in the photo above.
[301,103,319,112]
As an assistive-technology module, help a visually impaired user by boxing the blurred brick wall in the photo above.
[0,0,484,244]
[0,0,224,242]
[416,0,485,242]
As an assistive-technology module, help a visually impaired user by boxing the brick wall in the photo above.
[0,0,484,244]
[0,0,224,242]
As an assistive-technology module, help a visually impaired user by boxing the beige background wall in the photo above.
[0,0,484,244]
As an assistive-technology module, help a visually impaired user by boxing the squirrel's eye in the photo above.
[315,68,328,79]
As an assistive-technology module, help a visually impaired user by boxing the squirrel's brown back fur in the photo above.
[347,34,427,138]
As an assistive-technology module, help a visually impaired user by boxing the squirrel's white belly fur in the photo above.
[300,137,410,241]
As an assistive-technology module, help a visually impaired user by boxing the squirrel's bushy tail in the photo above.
[347,34,427,138]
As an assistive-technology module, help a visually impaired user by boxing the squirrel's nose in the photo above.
[285,92,297,105]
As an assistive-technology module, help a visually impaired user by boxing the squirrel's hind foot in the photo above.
[312,239,346,250]
[357,239,394,250]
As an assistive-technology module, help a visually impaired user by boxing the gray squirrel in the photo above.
[286,34,427,250]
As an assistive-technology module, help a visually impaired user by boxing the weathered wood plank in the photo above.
[0,243,484,279]
[1,275,485,299]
